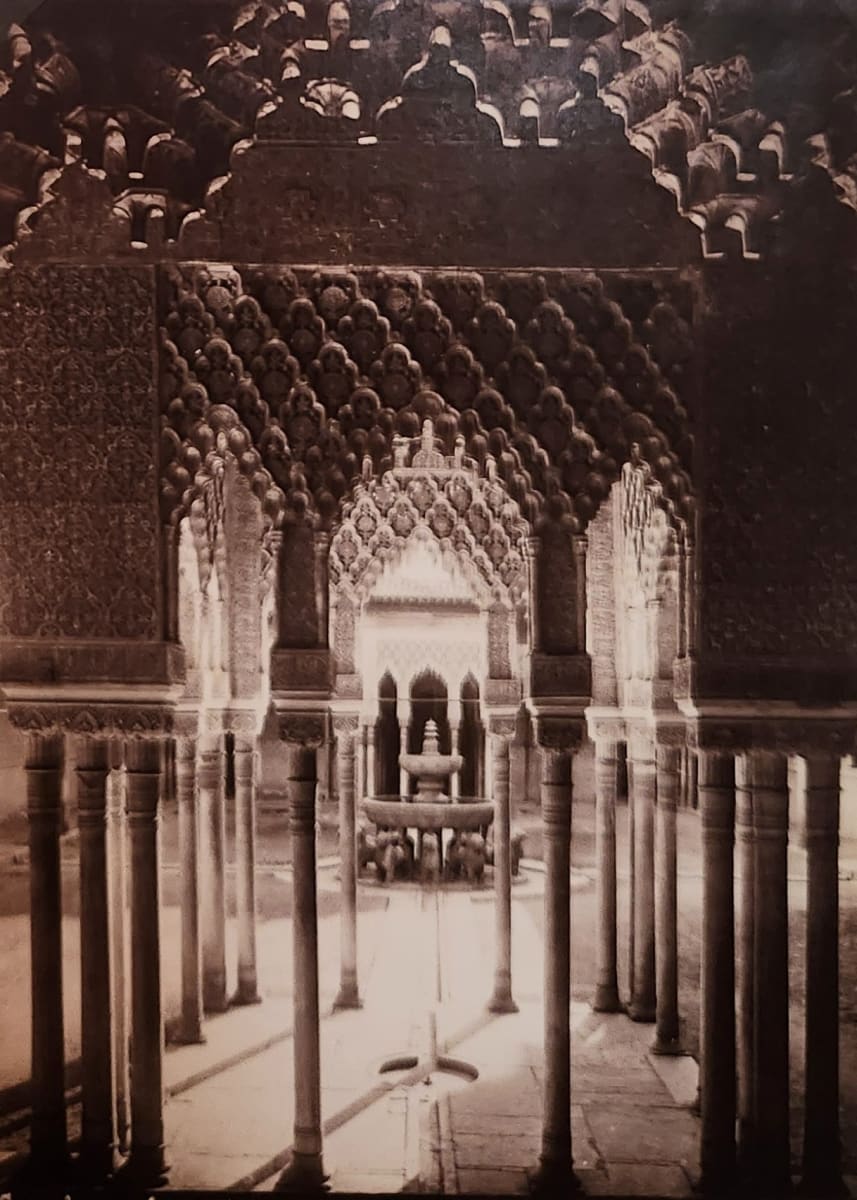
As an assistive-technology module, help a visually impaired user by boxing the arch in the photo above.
[408,669,451,791]
[376,671,400,797]
[459,673,484,798]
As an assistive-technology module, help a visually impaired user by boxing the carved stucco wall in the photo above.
[0,265,161,641]
[697,262,857,701]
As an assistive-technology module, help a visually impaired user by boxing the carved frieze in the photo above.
[7,703,174,737]
[270,648,334,694]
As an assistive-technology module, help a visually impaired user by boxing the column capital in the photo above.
[585,707,626,745]
[532,714,585,752]
[487,711,517,741]
[75,737,111,823]
[277,711,327,749]
[332,713,359,742]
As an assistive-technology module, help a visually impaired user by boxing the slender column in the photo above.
[688,749,699,810]
[450,723,461,801]
[592,737,622,1013]
[398,713,409,797]
[24,732,68,1175]
[124,739,167,1186]
[234,736,261,1005]
[175,737,204,1041]
[334,722,361,1010]
[76,737,116,1180]
[107,748,130,1155]
[698,751,737,1192]
[276,738,327,1193]
[628,736,656,1022]
[627,752,636,998]
[653,743,680,1053]
[365,724,376,798]
[800,754,844,1195]
[355,727,366,800]
[532,747,575,1191]
[488,736,517,1013]
[198,733,228,1013]
[747,749,791,1192]
[734,760,756,1173]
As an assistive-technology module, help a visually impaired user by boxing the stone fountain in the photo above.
[361,720,495,883]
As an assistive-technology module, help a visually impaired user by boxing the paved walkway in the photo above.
[160,866,701,1195]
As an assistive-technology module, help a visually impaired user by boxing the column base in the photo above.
[202,995,230,1016]
[332,983,363,1011]
[119,1146,169,1190]
[527,1156,581,1196]
[591,984,624,1014]
[168,1015,206,1046]
[487,990,519,1015]
[798,1172,848,1199]
[10,1151,71,1200]
[274,1152,329,1194]
[628,1000,656,1024]
[232,987,263,1007]
[76,1142,121,1187]
[651,1034,683,1057]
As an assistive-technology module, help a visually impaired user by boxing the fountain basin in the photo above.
[362,797,494,832]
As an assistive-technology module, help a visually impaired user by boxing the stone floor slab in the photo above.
[456,1167,530,1193]
[585,1106,700,1168]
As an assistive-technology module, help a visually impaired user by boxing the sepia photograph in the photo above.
[0,0,855,1197]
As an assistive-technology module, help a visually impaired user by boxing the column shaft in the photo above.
[535,748,575,1187]
[800,755,843,1193]
[629,741,656,1022]
[398,721,409,797]
[234,737,260,1005]
[334,729,361,1010]
[488,738,517,1013]
[25,732,68,1169]
[76,737,116,1179]
[198,735,228,1013]
[277,744,326,1192]
[746,750,791,1191]
[593,738,621,1013]
[653,744,680,1052]
[698,751,737,1191]
[124,739,167,1186]
[366,726,376,799]
[176,737,204,1041]
[107,753,130,1155]
[450,725,461,801]
[735,764,756,1171]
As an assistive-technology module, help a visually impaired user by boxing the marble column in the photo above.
[76,737,116,1180]
[24,731,68,1174]
[627,752,636,999]
[365,724,376,799]
[398,713,409,797]
[698,751,737,1192]
[592,737,622,1013]
[175,736,204,1042]
[276,735,327,1193]
[745,750,791,1192]
[234,735,260,1005]
[124,739,167,1186]
[734,759,756,1172]
[355,727,366,800]
[653,743,681,1054]
[488,736,517,1014]
[334,721,361,1010]
[800,754,844,1195]
[107,747,130,1155]
[450,723,461,801]
[198,733,228,1013]
[628,736,656,1023]
[532,746,575,1191]
[525,536,542,653]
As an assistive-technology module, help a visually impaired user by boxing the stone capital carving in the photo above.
[277,711,327,748]
[585,708,626,744]
[532,714,586,752]
[332,714,360,740]
[487,714,517,740]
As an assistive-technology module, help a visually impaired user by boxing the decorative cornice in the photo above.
[7,702,174,738]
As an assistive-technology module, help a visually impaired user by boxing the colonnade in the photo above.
[17,712,848,1199]
[589,719,846,1195]
[18,717,263,1194]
